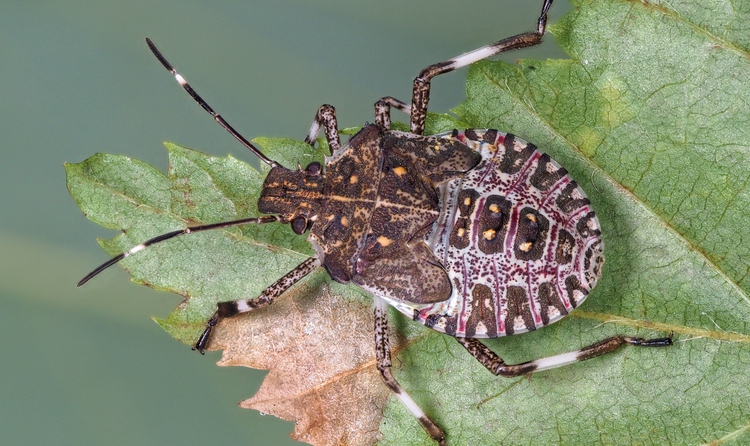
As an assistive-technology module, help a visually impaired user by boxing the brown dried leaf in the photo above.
[210,280,406,445]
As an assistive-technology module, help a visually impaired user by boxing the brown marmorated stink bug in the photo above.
[78,0,673,443]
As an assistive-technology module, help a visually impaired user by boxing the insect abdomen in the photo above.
[389,130,603,338]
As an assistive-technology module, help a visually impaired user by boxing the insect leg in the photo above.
[304,104,341,154]
[456,332,673,377]
[409,0,554,135]
[374,296,446,445]
[374,97,411,130]
[193,256,321,353]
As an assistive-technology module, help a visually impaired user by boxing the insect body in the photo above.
[79,0,672,444]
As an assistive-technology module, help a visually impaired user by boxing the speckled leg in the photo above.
[193,257,322,353]
[305,104,341,154]
[374,296,446,445]
[409,0,555,135]
[456,333,673,377]
[374,97,411,130]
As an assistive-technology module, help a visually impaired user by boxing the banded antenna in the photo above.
[79,40,291,287]
[145,38,279,168]
[77,208,281,287]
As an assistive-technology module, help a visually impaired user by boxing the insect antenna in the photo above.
[145,38,279,168]
[78,215,280,287]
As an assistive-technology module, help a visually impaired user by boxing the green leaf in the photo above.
[66,0,750,444]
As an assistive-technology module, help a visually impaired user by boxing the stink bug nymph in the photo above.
[78,1,673,444]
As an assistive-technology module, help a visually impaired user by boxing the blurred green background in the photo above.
[1,0,568,444]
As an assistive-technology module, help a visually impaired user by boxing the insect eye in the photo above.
[291,216,308,234]
[305,162,322,176]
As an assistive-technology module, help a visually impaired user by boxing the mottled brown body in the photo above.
[260,124,483,306]
[258,125,604,341]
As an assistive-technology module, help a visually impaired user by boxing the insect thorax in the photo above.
[304,124,481,298]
